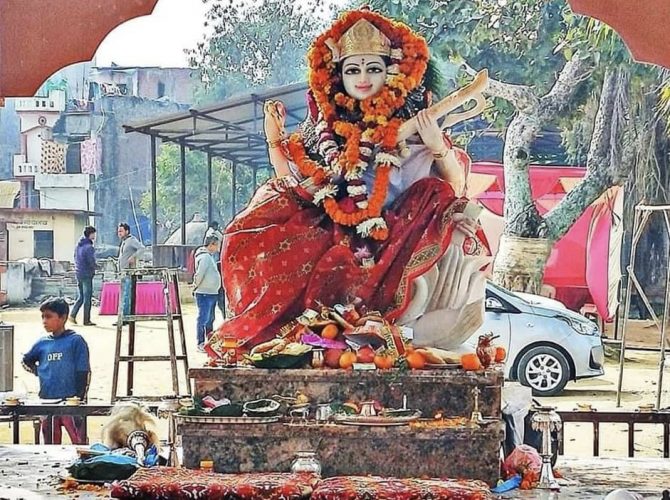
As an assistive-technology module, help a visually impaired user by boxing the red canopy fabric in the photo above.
[471,162,623,320]
[569,0,670,68]
[0,0,159,98]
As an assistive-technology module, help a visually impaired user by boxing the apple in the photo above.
[324,349,344,369]
[356,346,376,364]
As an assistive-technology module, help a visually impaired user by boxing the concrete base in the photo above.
[178,420,505,485]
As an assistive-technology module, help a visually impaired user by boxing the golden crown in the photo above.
[327,19,392,62]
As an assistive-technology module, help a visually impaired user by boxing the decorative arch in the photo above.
[569,0,670,68]
[0,0,159,98]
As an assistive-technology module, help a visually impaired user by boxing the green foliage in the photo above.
[189,0,341,104]
[368,0,665,169]
[139,143,261,236]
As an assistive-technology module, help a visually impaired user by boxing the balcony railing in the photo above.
[34,173,90,190]
[12,155,39,177]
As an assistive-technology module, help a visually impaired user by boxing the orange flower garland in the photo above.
[287,10,430,240]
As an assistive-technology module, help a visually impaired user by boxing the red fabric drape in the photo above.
[214,177,488,349]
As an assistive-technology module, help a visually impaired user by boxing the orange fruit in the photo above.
[461,353,482,371]
[374,352,396,370]
[406,351,426,370]
[339,351,357,370]
[321,324,339,340]
[495,346,507,363]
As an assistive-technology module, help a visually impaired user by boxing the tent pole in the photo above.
[180,142,186,245]
[207,153,213,223]
[657,210,670,409]
[232,161,237,217]
[617,208,643,407]
[150,135,157,249]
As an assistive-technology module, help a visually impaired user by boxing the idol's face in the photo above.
[341,55,387,100]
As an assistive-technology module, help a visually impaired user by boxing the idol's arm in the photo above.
[263,100,291,177]
[432,147,466,197]
[268,142,291,178]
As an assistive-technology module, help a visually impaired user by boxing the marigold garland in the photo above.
[287,10,430,240]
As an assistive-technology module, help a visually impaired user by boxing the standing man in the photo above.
[193,235,221,351]
[117,223,144,322]
[204,221,226,319]
[70,226,97,326]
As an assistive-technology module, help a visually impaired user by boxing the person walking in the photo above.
[193,235,221,352]
[70,226,97,326]
[117,223,144,324]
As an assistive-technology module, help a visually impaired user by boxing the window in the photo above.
[157,81,165,98]
[34,230,54,259]
[66,143,81,173]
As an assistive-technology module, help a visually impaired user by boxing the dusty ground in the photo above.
[1,307,668,460]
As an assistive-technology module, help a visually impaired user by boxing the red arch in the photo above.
[0,0,159,98]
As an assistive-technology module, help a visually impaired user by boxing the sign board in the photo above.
[7,218,53,231]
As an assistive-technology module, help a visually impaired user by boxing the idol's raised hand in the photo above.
[415,109,446,154]
[263,100,286,142]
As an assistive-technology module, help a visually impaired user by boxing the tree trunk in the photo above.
[486,57,590,294]
[492,68,633,295]
[492,235,553,293]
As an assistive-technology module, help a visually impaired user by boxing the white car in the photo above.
[463,282,605,396]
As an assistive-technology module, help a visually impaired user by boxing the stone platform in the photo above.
[182,367,505,485]
[190,367,503,418]
[178,419,504,483]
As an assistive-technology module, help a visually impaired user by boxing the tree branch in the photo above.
[467,55,593,237]
[539,57,592,121]
[462,63,539,113]
[543,69,632,240]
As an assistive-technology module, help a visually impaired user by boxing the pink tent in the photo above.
[469,162,623,321]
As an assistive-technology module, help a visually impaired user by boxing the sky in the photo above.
[95,0,210,68]
[95,0,346,68]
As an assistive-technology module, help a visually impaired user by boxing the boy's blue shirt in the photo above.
[22,330,90,399]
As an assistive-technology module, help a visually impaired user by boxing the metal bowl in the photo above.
[243,399,281,417]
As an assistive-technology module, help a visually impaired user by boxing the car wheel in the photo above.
[517,346,570,397]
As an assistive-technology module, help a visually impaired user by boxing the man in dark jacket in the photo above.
[70,226,97,326]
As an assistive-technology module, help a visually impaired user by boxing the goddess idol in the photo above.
[208,9,491,354]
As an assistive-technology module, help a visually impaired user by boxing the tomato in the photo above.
[495,346,507,363]
[324,349,343,368]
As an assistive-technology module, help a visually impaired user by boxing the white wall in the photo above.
[34,174,93,212]
[6,213,82,262]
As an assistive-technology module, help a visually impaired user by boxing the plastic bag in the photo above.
[502,444,542,479]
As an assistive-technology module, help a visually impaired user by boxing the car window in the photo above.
[487,280,529,305]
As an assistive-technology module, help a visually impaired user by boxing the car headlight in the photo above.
[557,315,599,336]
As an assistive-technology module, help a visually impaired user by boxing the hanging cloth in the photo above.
[40,139,66,173]
[80,137,101,175]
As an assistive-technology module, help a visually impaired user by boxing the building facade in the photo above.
[4,89,94,261]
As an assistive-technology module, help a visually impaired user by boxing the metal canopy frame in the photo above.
[616,204,670,409]
[123,82,308,245]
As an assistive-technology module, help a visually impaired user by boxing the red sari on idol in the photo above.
[213,144,489,350]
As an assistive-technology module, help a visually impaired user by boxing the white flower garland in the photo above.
[310,117,401,238]
[356,217,388,237]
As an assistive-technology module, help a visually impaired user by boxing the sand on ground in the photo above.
[1,307,669,459]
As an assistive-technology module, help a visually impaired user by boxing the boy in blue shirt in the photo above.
[22,298,91,444]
